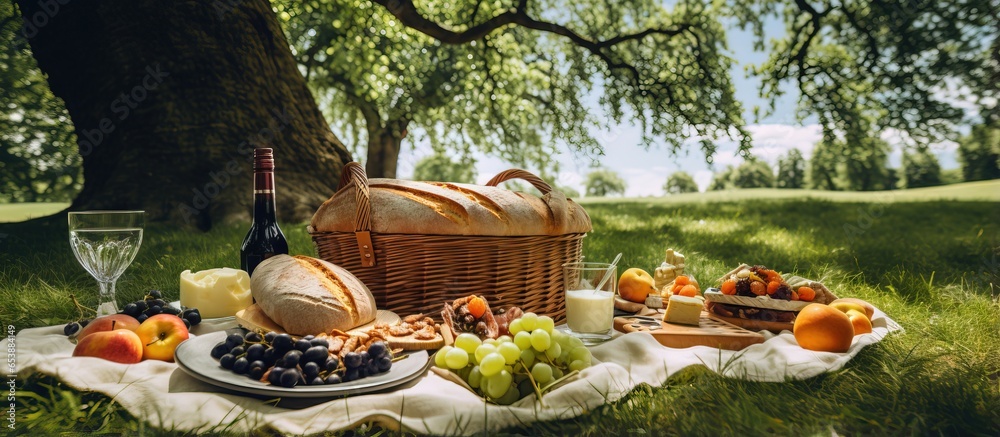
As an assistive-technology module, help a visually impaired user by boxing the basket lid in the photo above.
[310,165,592,237]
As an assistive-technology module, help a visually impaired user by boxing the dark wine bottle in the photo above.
[240,148,289,276]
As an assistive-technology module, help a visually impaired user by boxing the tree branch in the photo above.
[371,0,692,91]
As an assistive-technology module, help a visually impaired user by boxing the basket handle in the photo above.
[485,168,569,231]
[485,169,553,193]
[336,162,376,267]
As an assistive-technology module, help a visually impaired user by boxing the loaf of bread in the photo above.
[309,178,592,236]
[250,254,377,335]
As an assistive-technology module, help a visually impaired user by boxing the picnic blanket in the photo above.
[6,309,902,434]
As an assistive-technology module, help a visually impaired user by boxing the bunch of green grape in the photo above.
[433,312,593,404]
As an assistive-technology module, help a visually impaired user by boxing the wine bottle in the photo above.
[241,148,289,276]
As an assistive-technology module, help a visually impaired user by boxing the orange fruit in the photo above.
[720,279,737,295]
[793,304,854,353]
[677,284,699,297]
[797,286,816,302]
[846,309,873,335]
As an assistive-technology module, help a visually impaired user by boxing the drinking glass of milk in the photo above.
[563,261,617,345]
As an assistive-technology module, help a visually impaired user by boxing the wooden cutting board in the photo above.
[614,311,765,351]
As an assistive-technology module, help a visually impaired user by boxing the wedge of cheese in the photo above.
[663,295,703,326]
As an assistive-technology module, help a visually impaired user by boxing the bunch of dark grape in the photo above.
[63,290,202,336]
[120,290,202,328]
[210,330,393,388]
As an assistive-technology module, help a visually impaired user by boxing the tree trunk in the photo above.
[16,0,352,229]
[364,120,409,179]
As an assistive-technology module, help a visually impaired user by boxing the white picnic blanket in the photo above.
[5,309,901,434]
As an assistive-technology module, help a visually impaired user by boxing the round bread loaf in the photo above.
[250,254,377,335]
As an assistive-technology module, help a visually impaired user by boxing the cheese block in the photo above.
[664,295,703,326]
[179,268,252,318]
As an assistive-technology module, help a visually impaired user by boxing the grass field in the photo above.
[2,185,998,435]
[0,202,69,223]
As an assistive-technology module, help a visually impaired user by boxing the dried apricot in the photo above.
[720,279,737,295]
[766,281,781,295]
[797,286,816,302]
[750,281,767,296]
[678,284,699,297]
[467,296,487,318]
[674,276,690,286]
[791,290,800,301]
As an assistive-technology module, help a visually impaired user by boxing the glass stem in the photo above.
[96,280,119,317]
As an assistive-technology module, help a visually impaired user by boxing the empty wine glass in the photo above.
[68,211,144,316]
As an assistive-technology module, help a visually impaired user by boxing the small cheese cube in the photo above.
[179,268,252,318]
[663,295,703,326]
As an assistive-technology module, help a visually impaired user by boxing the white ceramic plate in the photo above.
[174,331,430,398]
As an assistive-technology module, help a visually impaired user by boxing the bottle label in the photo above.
[254,190,274,194]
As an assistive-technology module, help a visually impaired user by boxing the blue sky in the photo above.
[396,17,961,195]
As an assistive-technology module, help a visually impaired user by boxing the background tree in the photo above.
[838,136,891,191]
[775,148,805,189]
[7,0,996,224]
[12,0,352,228]
[957,123,1000,182]
[557,184,581,199]
[940,168,964,185]
[411,151,476,183]
[281,0,751,179]
[731,159,774,189]
[900,148,942,189]
[708,166,734,191]
[584,169,626,197]
[732,0,997,154]
[663,171,699,194]
[0,2,79,203]
[808,139,840,190]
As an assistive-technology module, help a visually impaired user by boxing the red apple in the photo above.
[73,329,144,364]
[76,314,140,340]
[135,314,189,362]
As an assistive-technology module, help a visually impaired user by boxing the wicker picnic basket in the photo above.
[308,162,592,323]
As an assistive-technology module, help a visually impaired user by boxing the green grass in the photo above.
[2,191,999,435]
[0,202,69,223]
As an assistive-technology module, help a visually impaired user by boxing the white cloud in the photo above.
[747,123,823,161]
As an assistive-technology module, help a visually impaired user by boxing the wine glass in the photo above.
[68,211,145,317]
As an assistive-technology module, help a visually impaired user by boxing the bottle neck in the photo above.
[252,171,277,223]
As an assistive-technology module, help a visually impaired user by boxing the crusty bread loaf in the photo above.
[309,179,592,236]
[250,254,377,335]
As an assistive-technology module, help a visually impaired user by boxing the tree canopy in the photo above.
[412,152,476,183]
[957,123,1000,182]
[279,0,750,178]
[731,159,775,189]
[776,148,806,189]
[0,2,79,202]
[2,0,998,210]
[901,148,942,189]
[663,171,699,194]
[584,169,626,197]
[733,0,998,146]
